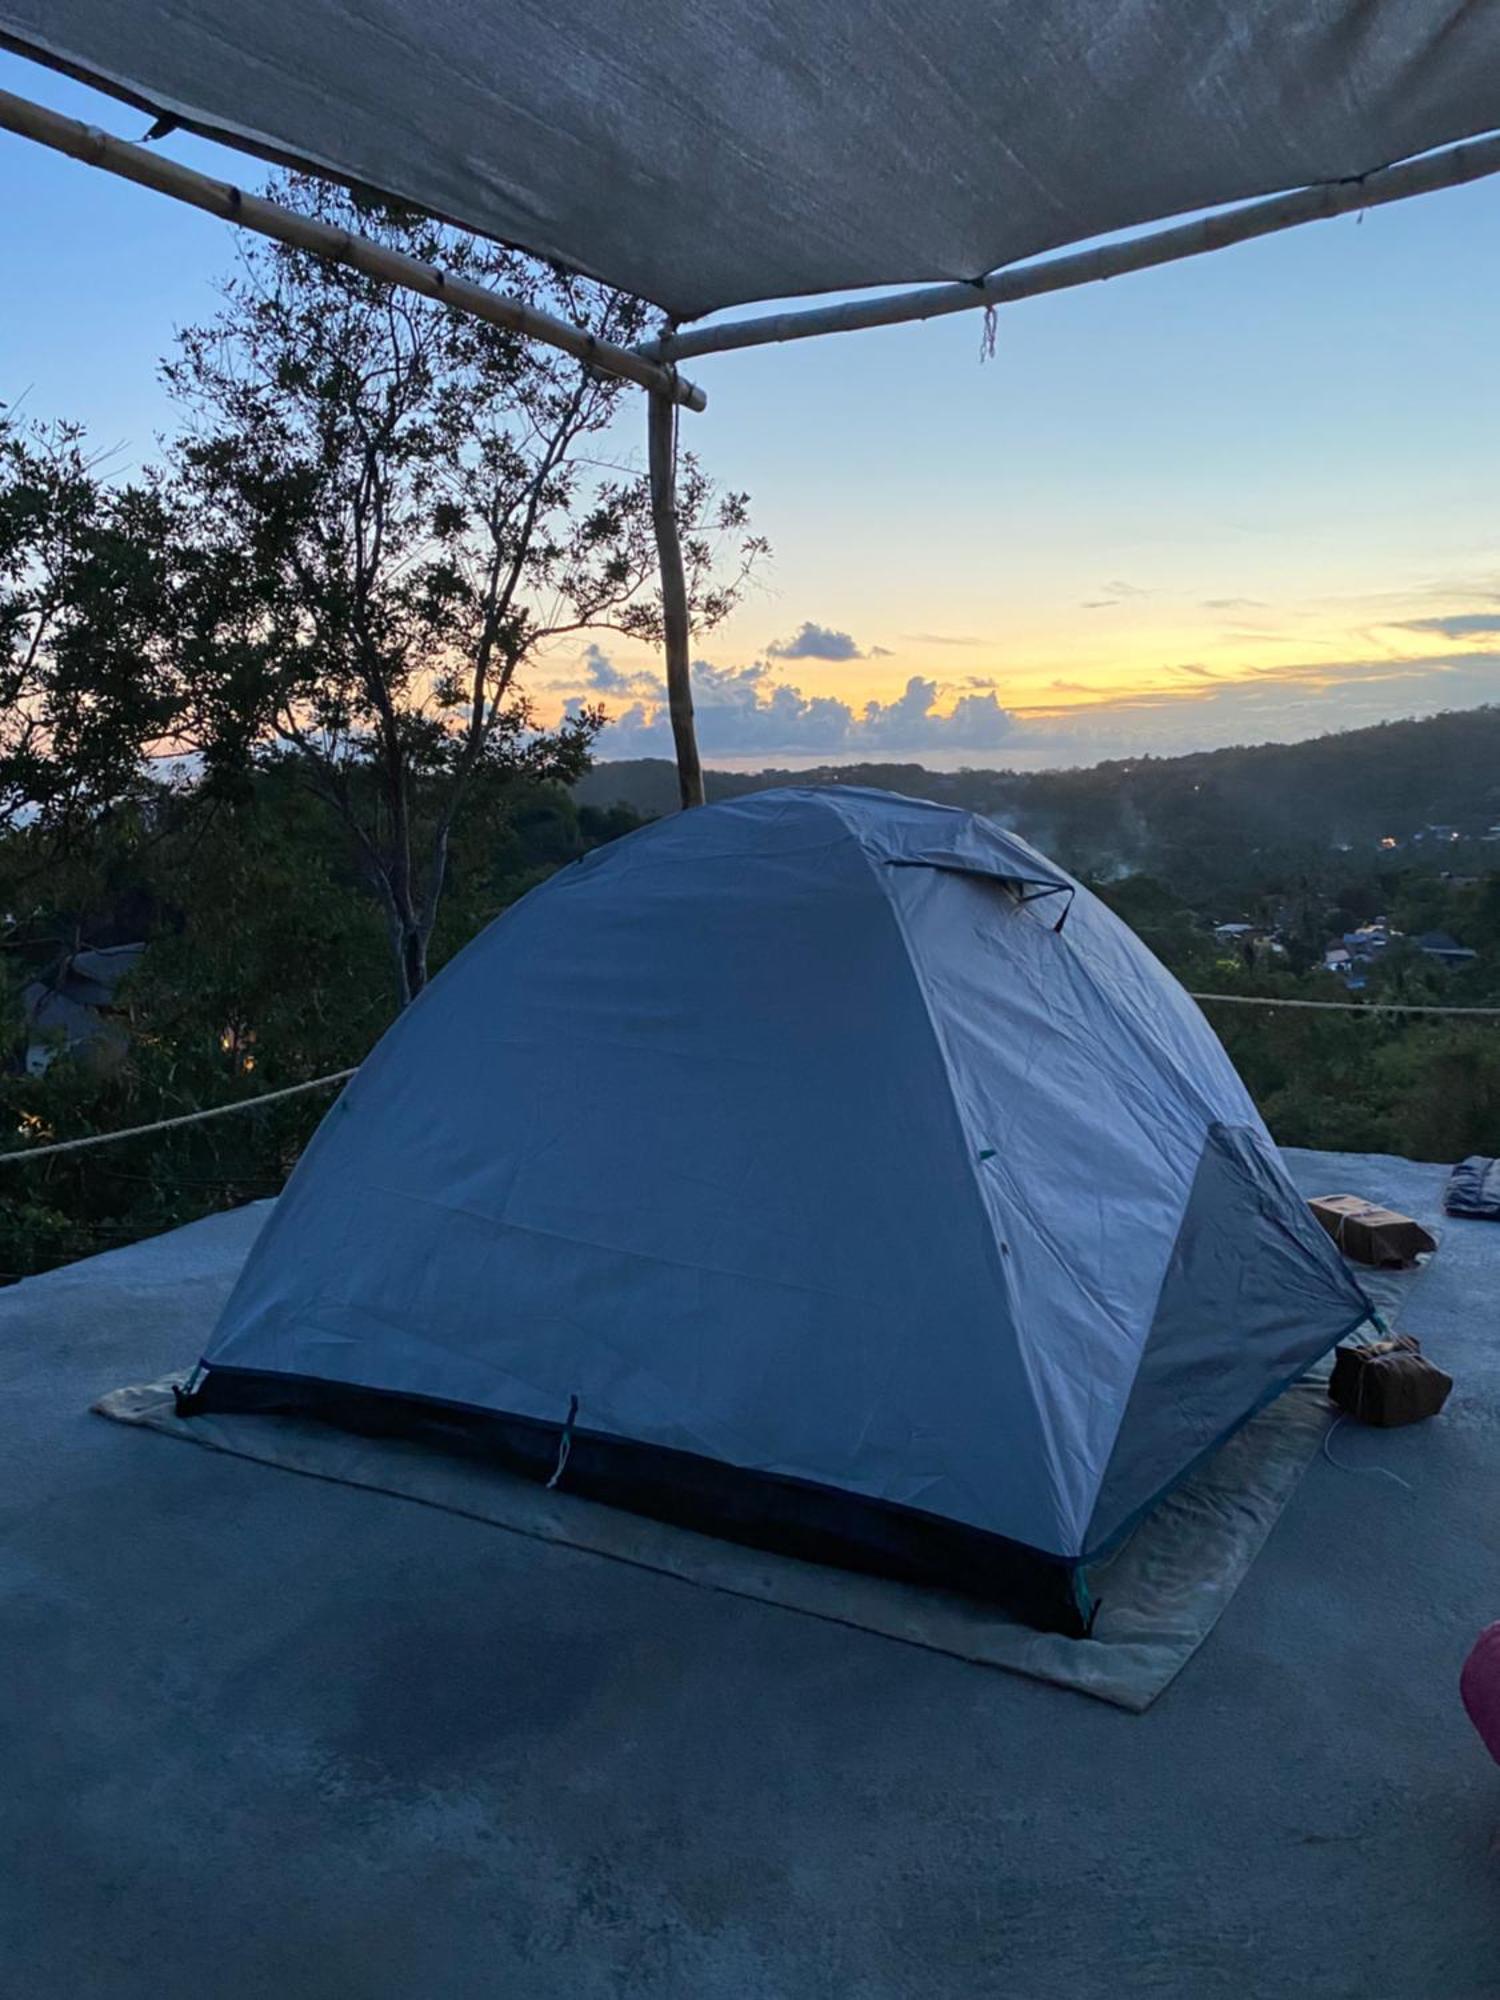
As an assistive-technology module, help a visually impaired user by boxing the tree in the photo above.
[165,178,762,1002]
[0,763,645,1281]
[0,410,176,843]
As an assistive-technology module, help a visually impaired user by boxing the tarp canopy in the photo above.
[4,3,1499,321]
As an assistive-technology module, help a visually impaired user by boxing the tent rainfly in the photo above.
[180,790,1374,1634]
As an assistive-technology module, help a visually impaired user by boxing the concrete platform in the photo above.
[2,1150,1497,1997]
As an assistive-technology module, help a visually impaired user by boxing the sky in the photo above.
[2,53,1498,771]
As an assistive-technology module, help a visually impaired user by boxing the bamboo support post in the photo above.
[641,130,1500,365]
[646,387,704,810]
[0,84,706,411]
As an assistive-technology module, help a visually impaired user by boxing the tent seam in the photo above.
[814,790,1080,1555]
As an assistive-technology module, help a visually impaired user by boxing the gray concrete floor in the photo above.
[1,1151,1497,1998]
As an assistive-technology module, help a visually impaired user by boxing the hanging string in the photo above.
[1320,1415,1415,1493]
[546,1394,580,1490]
[0,1067,355,1165]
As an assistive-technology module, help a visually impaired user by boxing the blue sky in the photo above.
[2,50,1498,769]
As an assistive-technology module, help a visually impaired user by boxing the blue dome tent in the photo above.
[182,789,1371,1633]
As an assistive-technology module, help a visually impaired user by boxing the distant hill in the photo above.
[574,707,1500,898]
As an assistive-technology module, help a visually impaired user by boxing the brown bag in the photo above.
[1308,1194,1436,1269]
[1329,1336,1452,1426]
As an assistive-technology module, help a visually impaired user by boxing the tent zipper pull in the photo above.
[546,1394,580,1490]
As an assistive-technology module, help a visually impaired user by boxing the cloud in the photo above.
[578,642,663,700]
[596,664,1017,758]
[1082,579,1154,610]
[869,645,894,657]
[1397,613,1500,640]
[899,632,982,647]
[860,677,1018,750]
[1201,597,1267,611]
[582,635,1500,775]
[767,621,864,661]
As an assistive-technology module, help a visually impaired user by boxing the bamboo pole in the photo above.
[646,387,704,810]
[0,84,707,411]
[641,130,1500,365]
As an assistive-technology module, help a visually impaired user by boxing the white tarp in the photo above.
[3,3,1499,320]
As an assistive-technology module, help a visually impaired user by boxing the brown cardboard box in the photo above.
[1329,1336,1452,1426]
[1308,1193,1437,1269]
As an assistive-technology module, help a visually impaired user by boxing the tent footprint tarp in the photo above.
[99,1363,1334,1711]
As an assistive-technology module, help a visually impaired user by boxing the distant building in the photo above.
[1322,944,1368,992]
[1342,923,1395,961]
[1416,930,1477,967]
[19,943,144,1077]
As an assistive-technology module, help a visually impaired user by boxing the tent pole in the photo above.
[646,387,704,810]
[0,83,706,411]
[640,129,1500,365]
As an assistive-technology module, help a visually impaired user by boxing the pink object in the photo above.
[1460,1623,1500,1765]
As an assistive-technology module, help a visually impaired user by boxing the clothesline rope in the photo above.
[1189,992,1500,1017]
[4,986,1500,1167]
[0,1068,355,1165]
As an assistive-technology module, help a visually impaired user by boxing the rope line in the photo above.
[0,1067,355,1165]
[1189,991,1500,1017]
[1321,1414,1415,1494]
[3,985,1500,1168]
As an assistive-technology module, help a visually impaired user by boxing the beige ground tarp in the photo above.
[98,1368,1335,1711]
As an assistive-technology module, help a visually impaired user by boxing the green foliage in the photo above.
[1091,875,1219,982]
[1102,865,1500,1164]
[0,772,636,1280]
[1220,1012,1500,1162]
[159,177,761,1003]
[0,412,178,832]
[1,182,764,1277]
